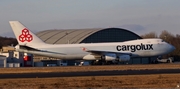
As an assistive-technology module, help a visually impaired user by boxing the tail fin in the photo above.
[9,21,46,46]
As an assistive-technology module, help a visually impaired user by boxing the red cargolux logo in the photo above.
[19,28,33,42]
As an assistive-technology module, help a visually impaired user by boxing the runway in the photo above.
[0,68,180,79]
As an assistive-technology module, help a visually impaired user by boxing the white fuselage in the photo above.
[9,21,175,61]
[17,39,175,60]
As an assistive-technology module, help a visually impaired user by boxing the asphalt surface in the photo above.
[0,69,180,79]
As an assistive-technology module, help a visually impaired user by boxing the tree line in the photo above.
[0,36,18,48]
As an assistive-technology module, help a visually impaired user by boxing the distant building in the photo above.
[36,28,142,44]
[0,46,33,67]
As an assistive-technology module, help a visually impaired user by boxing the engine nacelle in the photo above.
[103,54,117,61]
[83,54,101,60]
[83,54,96,60]
[118,55,130,61]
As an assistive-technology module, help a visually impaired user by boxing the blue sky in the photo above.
[0,0,180,37]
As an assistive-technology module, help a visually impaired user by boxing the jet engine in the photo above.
[102,54,117,61]
[83,54,117,61]
[83,54,101,60]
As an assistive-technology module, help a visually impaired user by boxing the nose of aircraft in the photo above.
[169,44,175,52]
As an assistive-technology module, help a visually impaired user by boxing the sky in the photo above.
[0,0,180,37]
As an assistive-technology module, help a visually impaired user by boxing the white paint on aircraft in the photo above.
[9,21,175,62]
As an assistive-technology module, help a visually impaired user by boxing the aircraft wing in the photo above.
[82,48,132,55]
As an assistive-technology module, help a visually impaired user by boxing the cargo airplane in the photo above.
[9,21,175,64]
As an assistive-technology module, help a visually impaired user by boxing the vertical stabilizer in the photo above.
[9,21,46,46]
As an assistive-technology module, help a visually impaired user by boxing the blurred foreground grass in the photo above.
[0,74,180,88]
